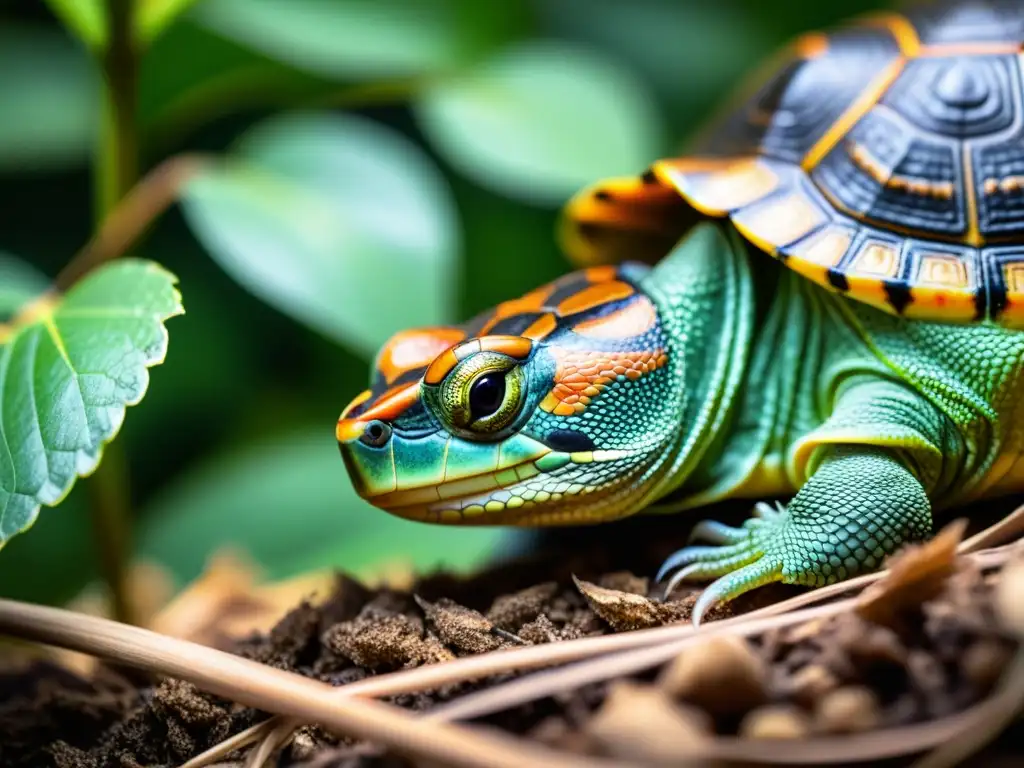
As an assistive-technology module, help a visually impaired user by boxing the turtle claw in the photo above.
[657,501,791,624]
[655,540,758,583]
[690,559,784,626]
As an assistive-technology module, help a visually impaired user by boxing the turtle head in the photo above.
[336,264,684,525]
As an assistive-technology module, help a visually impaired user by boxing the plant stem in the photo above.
[87,0,141,625]
[97,0,138,220]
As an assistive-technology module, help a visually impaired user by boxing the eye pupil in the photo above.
[470,373,505,418]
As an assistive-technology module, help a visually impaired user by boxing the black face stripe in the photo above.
[487,312,547,337]
[545,274,600,307]
[544,429,596,453]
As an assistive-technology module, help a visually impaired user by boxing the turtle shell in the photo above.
[562,0,1024,326]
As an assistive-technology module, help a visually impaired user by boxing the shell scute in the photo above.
[559,1,1024,326]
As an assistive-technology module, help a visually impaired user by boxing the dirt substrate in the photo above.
[1,507,1022,768]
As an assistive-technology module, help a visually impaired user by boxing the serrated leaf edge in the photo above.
[0,259,184,550]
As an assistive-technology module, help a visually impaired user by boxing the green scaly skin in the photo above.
[338,222,1024,624]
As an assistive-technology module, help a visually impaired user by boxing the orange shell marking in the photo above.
[571,295,657,339]
[540,348,668,416]
[376,327,466,384]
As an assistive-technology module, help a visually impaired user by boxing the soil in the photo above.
[1,502,1022,768]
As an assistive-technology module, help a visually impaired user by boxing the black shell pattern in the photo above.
[563,0,1024,325]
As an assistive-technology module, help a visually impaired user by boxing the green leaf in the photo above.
[414,40,665,206]
[180,111,459,357]
[0,254,48,319]
[137,427,508,586]
[534,0,771,133]
[137,0,202,44]
[192,0,468,80]
[0,260,183,548]
[0,25,100,171]
[43,0,107,48]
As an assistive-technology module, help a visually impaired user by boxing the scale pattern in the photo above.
[561,0,1024,326]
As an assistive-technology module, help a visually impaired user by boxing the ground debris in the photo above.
[2,509,1021,768]
[573,574,692,630]
[414,595,508,654]
[856,519,966,631]
[321,607,454,670]
[657,635,768,715]
[485,582,559,631]
[583,681,710,764]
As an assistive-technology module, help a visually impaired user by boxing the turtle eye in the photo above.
[438,351,526,436]
[469,372,506,419]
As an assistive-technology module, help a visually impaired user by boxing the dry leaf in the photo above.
[856,519,968,629]
[572,574,689,630]
[414,596,505,654]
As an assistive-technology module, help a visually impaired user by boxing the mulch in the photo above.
[1,502,1021,768]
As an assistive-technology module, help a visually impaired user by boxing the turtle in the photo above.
[336,0,1024,624]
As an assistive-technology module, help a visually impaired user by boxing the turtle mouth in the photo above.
[364,448,631,524]
[368,455,544,512]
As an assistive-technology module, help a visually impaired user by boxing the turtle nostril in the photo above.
[360,420,392,448]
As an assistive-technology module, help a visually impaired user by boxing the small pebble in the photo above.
[962,639,1013,693]
[814,686,881,734]
[779,664,839,706]
[739,705,812,740]
[585,682,710,763]
[658,635,768,716]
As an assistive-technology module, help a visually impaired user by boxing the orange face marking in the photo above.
[336,382,420,441]
[571,296,657,339]
[522,313,559,341]
[556,281,635,317]
[424,348,462,385]
[584,265,618,283]
[376,327,465,384]
[540,348,668,416]
[360,383,420,422]
[479,335,534,358]
[424,336,533,385]
[477,284,553,336]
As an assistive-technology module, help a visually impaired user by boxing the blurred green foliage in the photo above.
[0,0,890,606]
